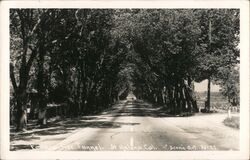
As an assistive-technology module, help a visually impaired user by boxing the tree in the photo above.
[215,66,239,106]
[194,9,239,111]
[10,9,47,131]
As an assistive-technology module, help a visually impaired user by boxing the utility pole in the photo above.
[207,13,212,112]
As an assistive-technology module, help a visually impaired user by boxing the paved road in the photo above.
[48,100,239,151]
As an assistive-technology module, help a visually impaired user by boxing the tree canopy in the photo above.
[10,9,240,131]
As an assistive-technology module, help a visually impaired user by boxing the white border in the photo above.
[0,0,249,160]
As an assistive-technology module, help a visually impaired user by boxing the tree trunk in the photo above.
[173,86,179,114]
[37,32,47,127]
[206,77,211,111]
[12,68,30,131]
[29,93,38,119]
[176,84,181,114]
[15,91,27,131]
[77,68,82,116]
[38,106,47,126]
[180,87,186,112]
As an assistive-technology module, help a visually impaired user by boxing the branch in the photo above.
[16,10,26,40]
[26,48,37,72]
[27,16,42,38]
[27,9,48,39]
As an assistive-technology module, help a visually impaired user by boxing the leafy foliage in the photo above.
[10,9,240,130]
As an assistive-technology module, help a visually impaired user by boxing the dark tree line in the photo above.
[10,9,239,131]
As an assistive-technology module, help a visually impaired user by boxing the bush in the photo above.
[223,116,239,129]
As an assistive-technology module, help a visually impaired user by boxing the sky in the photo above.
[194,80,221,92]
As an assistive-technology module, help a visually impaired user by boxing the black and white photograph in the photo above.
[0,0,249,160]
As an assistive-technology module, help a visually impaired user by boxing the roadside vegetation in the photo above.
[223,116,239,129]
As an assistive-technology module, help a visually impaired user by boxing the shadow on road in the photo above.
[10,100,187,151]
[10,101,140,150]
[105,100,193,118]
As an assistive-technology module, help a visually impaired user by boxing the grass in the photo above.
[196,91,240,113]
[223,116,239,129]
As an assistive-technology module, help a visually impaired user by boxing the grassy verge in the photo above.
[223,116,239,129]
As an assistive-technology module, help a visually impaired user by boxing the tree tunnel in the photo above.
[113,41,199,115]
[10,9,239,131]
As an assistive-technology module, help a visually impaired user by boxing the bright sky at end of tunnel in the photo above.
[194,80,221,92]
